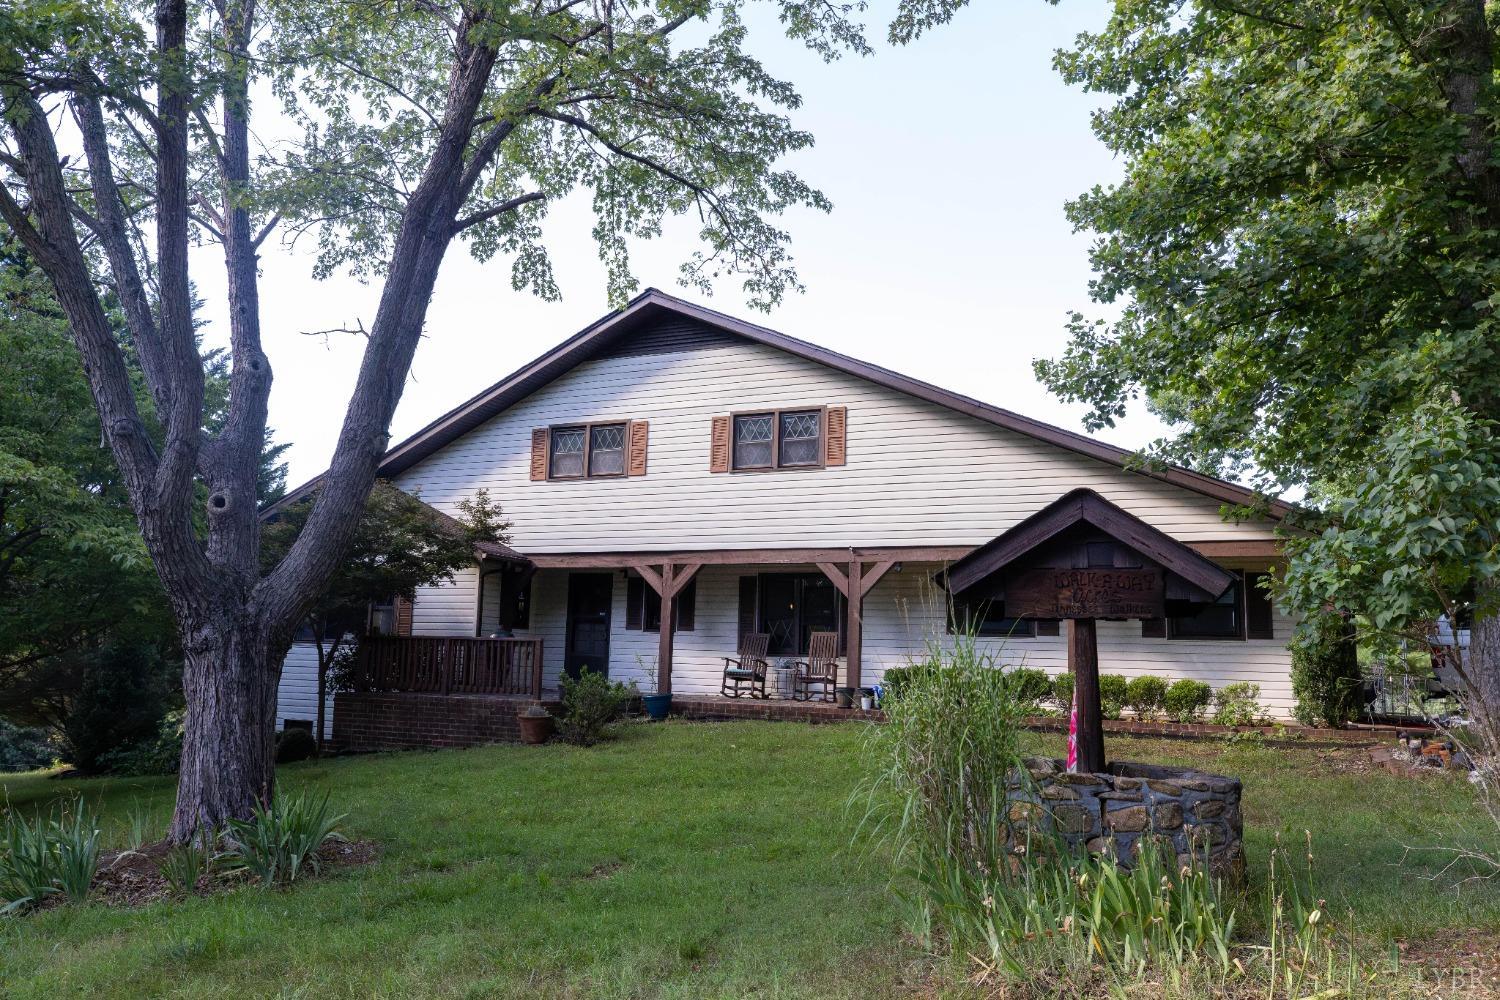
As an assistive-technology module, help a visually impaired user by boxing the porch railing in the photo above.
[351,636,544,698]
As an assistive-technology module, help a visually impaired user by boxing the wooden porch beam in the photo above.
[658,563,675,695]
[528,545,974,569]
[859,560,896,598]
[634,562,665,596]
[845,559,863,693]
[815,562,850,597]
[667,562,703,597]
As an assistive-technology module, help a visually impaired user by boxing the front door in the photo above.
[565,573,613,680]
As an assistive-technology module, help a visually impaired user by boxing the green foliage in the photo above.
[1099,674,1128,720]
[223,788,345,887]
[0,798,99,913]
[1003,667,1052,711]
[1050,671,1073,711]
[1290,614,1364,728]
[879,665,925,703]
[1164,680,1213,724]
[0,720,53,772]
[57,641,178,774]
[857,633,1033,928]
[1125,675,1169,721]
[97,710,183,777]
[275,727,317,764]
[158,841,215,897]
[1213,683,1263,728]
[556,669,632,746]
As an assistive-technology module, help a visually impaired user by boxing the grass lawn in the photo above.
[1,721,1498,998]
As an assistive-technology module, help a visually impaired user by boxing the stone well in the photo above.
[1006,758,1245,881]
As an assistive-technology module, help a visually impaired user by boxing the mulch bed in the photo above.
[79,838,379,908]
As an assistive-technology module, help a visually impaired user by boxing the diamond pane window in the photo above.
[549,426,586,478]
[778,410,822,467]
[588,423,627,476]
[733,413,774,469]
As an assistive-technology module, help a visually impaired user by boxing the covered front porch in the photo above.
[496,545,974,698]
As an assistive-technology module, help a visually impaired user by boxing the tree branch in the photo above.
[452,191,544,233]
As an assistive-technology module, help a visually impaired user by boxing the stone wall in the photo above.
[333,692,558,750]
[1007,758,1244,880]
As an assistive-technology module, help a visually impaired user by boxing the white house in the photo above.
[272,290,1295,742]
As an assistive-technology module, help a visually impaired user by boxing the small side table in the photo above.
[770,665,797,700]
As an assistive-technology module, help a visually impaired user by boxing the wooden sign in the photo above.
[1006,567,1164,620]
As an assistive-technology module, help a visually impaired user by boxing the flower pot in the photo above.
[859,688,875,711]
[835,687,855,709]
[642,692,673,721]
[518,713,554,745]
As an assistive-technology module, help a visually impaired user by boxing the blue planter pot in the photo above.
[642,692,673,721]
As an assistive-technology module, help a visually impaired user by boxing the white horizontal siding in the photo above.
[394,338,1280,551]
[277,642,332,740]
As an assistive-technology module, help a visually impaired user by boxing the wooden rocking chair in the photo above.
[793,631,840,703]
[721,633,770,699]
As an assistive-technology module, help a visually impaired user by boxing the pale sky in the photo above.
[189,0,1163,487]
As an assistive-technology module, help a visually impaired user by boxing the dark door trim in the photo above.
[565,572,614,680]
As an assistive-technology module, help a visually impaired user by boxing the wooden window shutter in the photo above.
[394,597,414,636]
[529,428,550,481]
[710,415,731,472]
[824,406,847,466]
[1245,572,1275,639]
[676,579,697,632]
[627,420,649,476]
[625,577,644,630]
[737,576,758,642]
[1035,619,1060,637]
[1141,617,1166,638]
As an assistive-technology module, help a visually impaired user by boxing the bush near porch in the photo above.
[0,723,1497,997]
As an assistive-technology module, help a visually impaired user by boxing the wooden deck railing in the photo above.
[351,636,544,698]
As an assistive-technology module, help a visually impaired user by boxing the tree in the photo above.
[0,0,892,840]
[261,484,508,748]
[1028,3,1500,751]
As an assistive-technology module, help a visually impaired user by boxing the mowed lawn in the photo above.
[0,721,1497,998]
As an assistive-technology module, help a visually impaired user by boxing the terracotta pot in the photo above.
[519,713,555,745]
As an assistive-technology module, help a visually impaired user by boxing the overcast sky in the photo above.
[190,0,1160,486]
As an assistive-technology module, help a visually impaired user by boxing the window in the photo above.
[732,409,823,470]
[368,598,397,636]
[549,421,629,479]
[549,426,586,479]
[588,423,626,477]
[950,599,1036,638]
[758,573,842,656]
[1169,574,1244,639]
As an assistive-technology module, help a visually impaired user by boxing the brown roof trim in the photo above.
[944,488,1238,598]
[268,288,1290,519]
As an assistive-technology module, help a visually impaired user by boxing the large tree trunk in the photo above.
[170,618,282,843]
[1466,590,1500,759]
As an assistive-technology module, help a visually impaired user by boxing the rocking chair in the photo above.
[793,631,840,703]
[721,633,771,699]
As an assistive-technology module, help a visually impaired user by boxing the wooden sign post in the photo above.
[1068,618,1105,774]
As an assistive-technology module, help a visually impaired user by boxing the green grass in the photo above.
[0,722,1496,998]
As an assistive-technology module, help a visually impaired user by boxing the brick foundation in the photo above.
[333,692,559,750]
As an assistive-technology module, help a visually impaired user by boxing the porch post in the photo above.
[657,563,675,695]
[845,558,862,693]
[1068,618,1105,773]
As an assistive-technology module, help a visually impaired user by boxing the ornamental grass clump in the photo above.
[0,799,100,914]
[222,788,344,887]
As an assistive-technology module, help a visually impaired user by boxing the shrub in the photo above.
[1125,675,1169,720]
[879,665,923,703]
[1003,667,1051,711]
[557,668,632,746]
[0,721,55,773]
[1290,613,1363,728]
[275,726,317,764]
[0,799,100,913]
[158,841,215,896]
[61,640,179,774]
[1164,680,1212,723]
[223,788,345,886]
[1213,682,1263,727]
[1099,673,1129,719]
[96,710,183,776]
[1050,671,1073,710]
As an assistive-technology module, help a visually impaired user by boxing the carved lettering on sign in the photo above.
[1006,567,1165,620]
